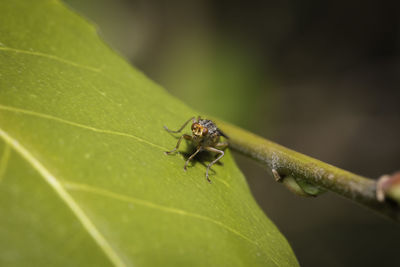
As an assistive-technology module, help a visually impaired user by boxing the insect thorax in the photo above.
[198,119,219,135]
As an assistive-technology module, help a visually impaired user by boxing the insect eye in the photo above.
[191,123,197,131]
[202,127,208,135]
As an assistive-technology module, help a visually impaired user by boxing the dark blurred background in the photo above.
[64,1,400,266]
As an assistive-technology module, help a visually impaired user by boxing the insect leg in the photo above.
[164,117,196,133]
[215,141,228,150]
[165,134,192,154]
[204,147,225,183]
[184,146,202,171]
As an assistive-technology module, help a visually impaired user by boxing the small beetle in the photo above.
[164,116,228,182]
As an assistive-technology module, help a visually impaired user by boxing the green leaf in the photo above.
[0,1,298,266]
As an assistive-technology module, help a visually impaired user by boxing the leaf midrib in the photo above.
[64,181,259,246]
[0,109,269,261]
[0,104,232,187]
[0,128,127,267]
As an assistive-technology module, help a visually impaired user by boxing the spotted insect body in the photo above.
[199,119,218,135]
[164,116,228,183]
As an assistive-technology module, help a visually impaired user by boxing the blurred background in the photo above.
[64,1,400,266]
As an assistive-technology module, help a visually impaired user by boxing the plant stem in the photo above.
[216,120,400,222]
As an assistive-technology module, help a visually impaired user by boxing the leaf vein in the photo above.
[0,104,167,151]
[0,142,11,183]
[0,46,101,72]
[64,181,260,247]
[0,45,137,94]
[0,128,127,267]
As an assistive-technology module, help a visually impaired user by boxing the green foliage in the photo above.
[0,1,297,266]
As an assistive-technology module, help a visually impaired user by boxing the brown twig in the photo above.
[216,120,400,222]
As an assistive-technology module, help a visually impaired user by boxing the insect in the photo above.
[164,116,228,183]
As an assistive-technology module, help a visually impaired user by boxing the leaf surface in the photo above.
[0,1,298,266]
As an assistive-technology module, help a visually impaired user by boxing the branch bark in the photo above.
[216,120,400,222]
